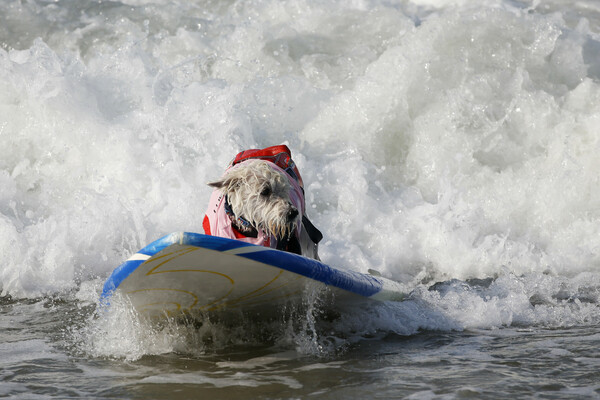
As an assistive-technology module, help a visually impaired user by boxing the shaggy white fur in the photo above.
[208,159,300,240]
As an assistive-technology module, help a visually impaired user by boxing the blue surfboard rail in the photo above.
[101,232,390,302]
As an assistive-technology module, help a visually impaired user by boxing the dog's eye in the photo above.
[261,186,272,196]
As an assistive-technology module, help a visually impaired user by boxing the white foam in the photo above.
[2,0,600,357]
[139,371,303,389]
[0,339,67,364]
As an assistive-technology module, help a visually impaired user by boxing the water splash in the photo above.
[2,0,600,359]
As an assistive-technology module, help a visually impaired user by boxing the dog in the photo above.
[203,145,322,260]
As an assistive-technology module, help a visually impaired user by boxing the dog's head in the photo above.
[208,159,300,239]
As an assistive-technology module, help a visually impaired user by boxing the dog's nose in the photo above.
[287,207,299,221]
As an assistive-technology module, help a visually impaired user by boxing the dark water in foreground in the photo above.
[2,296,599,399]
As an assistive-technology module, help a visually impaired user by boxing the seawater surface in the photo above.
[2,0,600,398]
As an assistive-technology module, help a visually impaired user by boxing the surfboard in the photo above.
[101,232,406,318]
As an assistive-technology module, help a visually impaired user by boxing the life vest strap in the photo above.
[302,215,323,244]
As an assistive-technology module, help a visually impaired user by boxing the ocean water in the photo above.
[2,0,600,398]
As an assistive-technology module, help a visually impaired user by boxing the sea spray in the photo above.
[1,0,600,359]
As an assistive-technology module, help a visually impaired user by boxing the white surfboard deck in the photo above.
[101,232,406,318]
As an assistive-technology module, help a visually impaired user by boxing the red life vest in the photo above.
[229,145,304,189]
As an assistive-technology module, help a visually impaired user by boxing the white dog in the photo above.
[203,146,321,259]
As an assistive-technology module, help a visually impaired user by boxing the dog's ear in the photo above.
[208,176,241,191]
[207,179,225,189]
